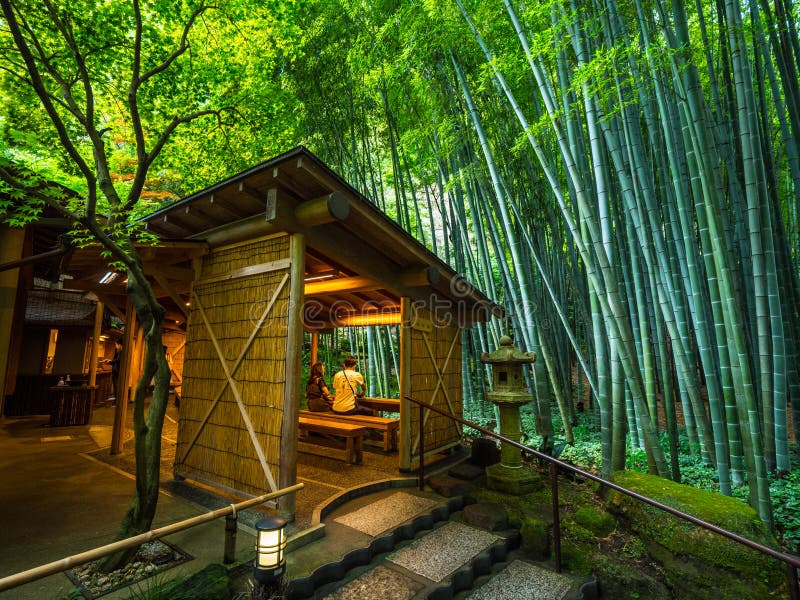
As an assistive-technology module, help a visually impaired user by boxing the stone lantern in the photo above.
[480,335,538,494]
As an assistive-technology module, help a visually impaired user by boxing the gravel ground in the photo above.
[333,492,438,536]
[466,560,573,600]
[387,522,500,582]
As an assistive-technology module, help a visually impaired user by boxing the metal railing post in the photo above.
[223,506,238,564]
[550,462,561,573]
[402,395,800,598]
[418,402,425,490]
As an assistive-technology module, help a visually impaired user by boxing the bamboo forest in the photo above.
[2,0,800,560]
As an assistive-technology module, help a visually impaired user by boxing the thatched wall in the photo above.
[404,303,462,463]
[162,331,185,385]
[175,234,291,495]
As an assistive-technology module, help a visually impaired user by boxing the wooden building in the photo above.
[2,147,498,519]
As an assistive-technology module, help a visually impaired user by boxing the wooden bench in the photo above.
[299,410,399,452]
[298,416,367,464]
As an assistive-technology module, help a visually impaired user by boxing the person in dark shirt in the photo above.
[305,362,333,412]
[106,340,122,402]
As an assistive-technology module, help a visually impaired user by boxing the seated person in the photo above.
[305,362,333,412]
[332,356,374,415]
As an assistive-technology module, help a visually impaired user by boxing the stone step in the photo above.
[285,490,596,600]
[285,494,469,599]
[456,558,597,600]
[316,519,520,599]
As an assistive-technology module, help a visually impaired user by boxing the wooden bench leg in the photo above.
[355,435,363,464]
[383,431,391,452]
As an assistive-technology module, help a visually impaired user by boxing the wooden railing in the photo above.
[406,395,800,600]
[0,482,304,593]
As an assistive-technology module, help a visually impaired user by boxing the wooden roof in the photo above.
[30,147,497,330]
[140,146,499,328]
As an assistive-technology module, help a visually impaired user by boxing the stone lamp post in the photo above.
[480,335,539,495]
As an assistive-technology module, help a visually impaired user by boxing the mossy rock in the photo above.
[607,471,786,599]
[519,516,549,558]
[589,552,671,600]
[475,487,552,528]
[560,538,593,574]
[564,522,595,541]
[573,506,616,538]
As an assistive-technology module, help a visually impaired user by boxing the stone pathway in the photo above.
[386,521,500,582]
[321,492,578,600]
[333,492,438,536]
[466,560,573,600]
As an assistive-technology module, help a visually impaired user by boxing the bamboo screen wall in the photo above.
[162,331,185,385]
[175,234,291,496]
[405,303,463,463]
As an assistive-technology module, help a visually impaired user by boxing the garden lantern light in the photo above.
[480,335,539,494]
[253,515,287,583]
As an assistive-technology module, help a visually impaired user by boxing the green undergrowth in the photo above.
[463,408,800,553]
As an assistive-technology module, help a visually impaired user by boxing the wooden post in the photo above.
[88,301,103,387]
[278,233,305,520]
[133,321,145,391]
[223,513,238,564]
[0,228,25,415]
[310,331,319,366]
[399,297,413,471]
[111,298,136,454]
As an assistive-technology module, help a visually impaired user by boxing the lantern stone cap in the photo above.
[479,335,536,364]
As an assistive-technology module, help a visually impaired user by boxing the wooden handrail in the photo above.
[405,395,800,598]
[0,482,304,593]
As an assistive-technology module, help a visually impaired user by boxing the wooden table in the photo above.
[298,416,367,464]
[49,385,96,426]
[358,397,401,414]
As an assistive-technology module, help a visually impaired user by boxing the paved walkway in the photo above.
[0,405,576,599]
[0,403,422,599]
[0,408,260,599]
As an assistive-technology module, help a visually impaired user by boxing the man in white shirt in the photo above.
[332,356,373,415]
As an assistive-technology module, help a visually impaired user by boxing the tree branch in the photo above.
[128,0,148,185]
[0,0,95,185]
[138,5,214,86]
[124,107,233,210]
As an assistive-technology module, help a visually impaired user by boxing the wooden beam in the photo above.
[303,275,381,296]
[153,273,189,319]
[88,301,103,386]
[294,191,349,227]
[142,263,195,282]
[279,233,305,519]
[208,193,248,219]
[310,331,319,365]
[95,293,126,321]
[399,297,412,471]
[111,299,136,454]
[0,228,25,414]
[194,258,292,287]
[238,181,264,202]
[336,312,401,327]
[398,265,440,288]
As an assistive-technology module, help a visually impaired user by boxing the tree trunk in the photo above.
[100,265,170,572]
